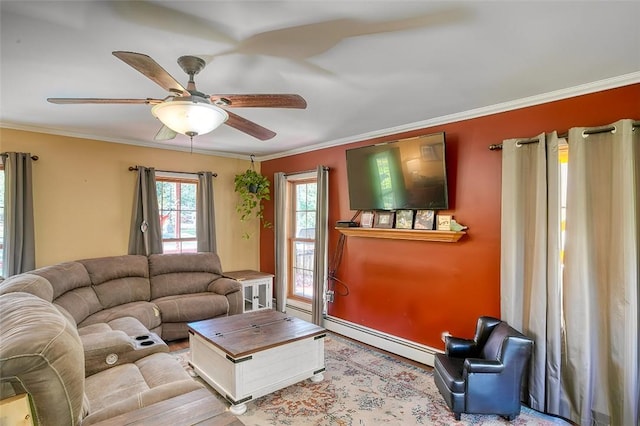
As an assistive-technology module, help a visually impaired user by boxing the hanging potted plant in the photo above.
[234,156,272,236]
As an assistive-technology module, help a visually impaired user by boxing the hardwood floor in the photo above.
[167,338,189,351]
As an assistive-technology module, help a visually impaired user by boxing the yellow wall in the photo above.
[0,128,260,271]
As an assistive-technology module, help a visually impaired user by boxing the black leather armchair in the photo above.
[433,316,533,421]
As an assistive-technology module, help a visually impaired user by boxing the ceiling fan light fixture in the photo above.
[151,100,228,137]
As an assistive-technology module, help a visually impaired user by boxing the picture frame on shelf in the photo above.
[395,210,414,229]
[414,210,435,230]
[437,214,452,231]
[360,211,374,228]
[373,211,395,229]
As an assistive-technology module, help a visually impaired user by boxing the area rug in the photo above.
[173,333,570,426]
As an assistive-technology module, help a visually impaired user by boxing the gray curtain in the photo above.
[501,119,640,425]
[1,152,36,276]
[128,167,162,255]
[196,171,217,253]
[273,172,287,312]
[562,119,639,426]
[500,133,564,414]
[311,166,329,325]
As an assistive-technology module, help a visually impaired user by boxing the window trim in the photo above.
[286,172,317,303]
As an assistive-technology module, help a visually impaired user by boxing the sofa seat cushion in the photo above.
[153,293,229,323]
[434,353,466,393]
[78,301,161,332]
[79,316,152,337]
[82,352,203,425]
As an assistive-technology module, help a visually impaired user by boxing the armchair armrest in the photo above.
[445,336,478,358]
[463,358,505,374]
[208,277,242,295]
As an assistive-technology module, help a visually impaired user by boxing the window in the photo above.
[559,143,568,264]
[156,176,198,254]
[288,176,317,301]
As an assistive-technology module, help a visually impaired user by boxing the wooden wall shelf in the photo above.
[335,227,466,242]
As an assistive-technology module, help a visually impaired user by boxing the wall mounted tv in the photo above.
[346,132,449,211]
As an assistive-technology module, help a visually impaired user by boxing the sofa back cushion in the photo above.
[0,273,54,301]
[0,292,86,425]
[30,262,103,324]
[30,261,92,299]
[148,253,223,300]
[78,255,150,308]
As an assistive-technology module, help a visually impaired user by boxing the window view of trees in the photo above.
[290,180,317,300]
[156,178,197,253]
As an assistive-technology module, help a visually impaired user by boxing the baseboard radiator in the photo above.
[285,304,440,367]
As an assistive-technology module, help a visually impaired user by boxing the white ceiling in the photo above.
[1,1,639,159]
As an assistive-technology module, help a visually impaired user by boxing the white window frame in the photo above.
[156,172,198,254]
[285,171,317,309]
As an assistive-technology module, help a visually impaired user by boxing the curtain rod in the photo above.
[0,153,39,161]
[128,166,217,177]
[284,166,330,177]
[488,122,640,151]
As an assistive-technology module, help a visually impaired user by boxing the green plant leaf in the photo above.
[234,168,273,236]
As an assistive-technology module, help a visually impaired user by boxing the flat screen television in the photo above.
[346,132,449,211]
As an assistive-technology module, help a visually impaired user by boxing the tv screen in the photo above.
[346,132,449,211]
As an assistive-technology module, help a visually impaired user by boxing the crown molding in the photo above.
[258,72,640,161]
[0,122,250,160]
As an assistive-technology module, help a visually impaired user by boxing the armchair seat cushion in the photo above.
[434,353,466,393]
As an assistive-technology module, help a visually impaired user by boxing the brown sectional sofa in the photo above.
[0,252,244,425]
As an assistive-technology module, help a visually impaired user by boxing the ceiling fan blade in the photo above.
[211,94,307,109]
[112,51,187,95]
[47,97,163,105]
[154,125,178,141]
[224,111,276,141]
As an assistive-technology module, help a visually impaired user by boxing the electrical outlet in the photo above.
[326,290,334,303]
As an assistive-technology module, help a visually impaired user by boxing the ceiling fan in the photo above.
[47,51,307,141]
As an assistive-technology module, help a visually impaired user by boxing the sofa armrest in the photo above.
[445,336,478,358]
[82,330,135,375]
[208,277,243,316]
[463,358,504,374]
[81,331,168,376]
[82,330,134,354]
[208,277,242,295]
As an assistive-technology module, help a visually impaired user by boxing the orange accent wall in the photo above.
[260,84,640,349]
